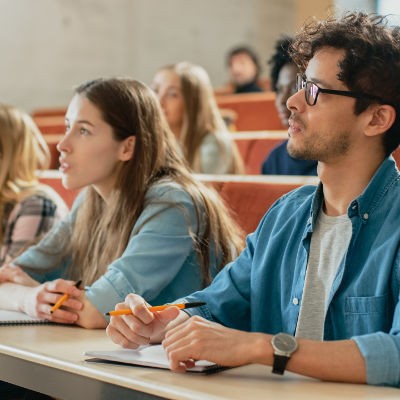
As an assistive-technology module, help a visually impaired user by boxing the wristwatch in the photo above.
[271,332,298,375]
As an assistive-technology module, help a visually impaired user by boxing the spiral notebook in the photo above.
[84,344,221,373]
[0,310,51,325]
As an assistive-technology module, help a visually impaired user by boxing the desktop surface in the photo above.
[0,325,398,400]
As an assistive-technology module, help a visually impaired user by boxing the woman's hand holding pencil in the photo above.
[50,280,82,313]
[22,278,84,324]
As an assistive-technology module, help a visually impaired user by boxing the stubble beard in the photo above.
[287,129,351,161]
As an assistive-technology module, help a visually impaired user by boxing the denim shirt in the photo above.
[184,157,400,387]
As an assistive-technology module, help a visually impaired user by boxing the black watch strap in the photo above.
[272,354,289,375]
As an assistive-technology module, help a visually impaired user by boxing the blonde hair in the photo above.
[68,78,244,286]
[0,104,50,241]
[161,62,244,173]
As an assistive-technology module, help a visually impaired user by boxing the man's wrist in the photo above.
[252,333,274,365]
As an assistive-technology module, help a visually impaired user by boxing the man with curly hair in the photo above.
[107,12,400,387]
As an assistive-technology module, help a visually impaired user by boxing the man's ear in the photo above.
[119,136,136,161]
[365,104,396,137]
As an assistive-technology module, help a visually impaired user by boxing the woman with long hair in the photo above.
[0,104,67,264]
[152,62,244,174]
[0,78,244,329]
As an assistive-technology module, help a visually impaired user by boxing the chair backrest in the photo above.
[216,92,284,131]
[33,115,65,135]
[198,174,318,234]
[43,134,63,169]
[38,170,79,209]
[31,108,67,118]
[232,131,287,174]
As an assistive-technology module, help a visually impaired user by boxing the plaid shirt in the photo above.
[1,193,67,265]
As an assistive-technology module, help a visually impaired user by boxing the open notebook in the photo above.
[0,310,51,325]
[84,344,221,373]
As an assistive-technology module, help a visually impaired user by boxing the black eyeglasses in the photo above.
[296,74,385,106]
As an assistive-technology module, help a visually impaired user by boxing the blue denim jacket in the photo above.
[185,157,400,387]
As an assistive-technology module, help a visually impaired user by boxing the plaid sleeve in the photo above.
[1,195,60,263]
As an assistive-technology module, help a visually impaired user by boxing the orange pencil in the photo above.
[105,301,206,316]
[50,280,82,314]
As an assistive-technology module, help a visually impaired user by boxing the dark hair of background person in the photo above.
[268,35,294,92]
[227,45,262,81]
[291,12,400,157]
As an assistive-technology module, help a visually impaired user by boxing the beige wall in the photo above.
[0,0,378,112]
[0,0,297,112]
[294,0,333,29]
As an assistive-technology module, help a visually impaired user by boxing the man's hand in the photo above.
[163,315,268,371]
[106,293,187,348]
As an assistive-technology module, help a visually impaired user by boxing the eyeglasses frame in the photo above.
[295,74,385,106]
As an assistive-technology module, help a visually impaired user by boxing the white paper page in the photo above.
[85,344,216,372]
[0,310,44,323]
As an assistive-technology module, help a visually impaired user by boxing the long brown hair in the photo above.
[160,62,244,173]
[69,78,244,286]
[0,104,50,241]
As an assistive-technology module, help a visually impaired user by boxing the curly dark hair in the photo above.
[291,12,400,156]
[268,35,294,91]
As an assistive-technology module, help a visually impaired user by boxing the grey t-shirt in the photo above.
[295,209,352,340]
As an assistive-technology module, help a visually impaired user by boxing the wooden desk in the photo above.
[0,325,398,400]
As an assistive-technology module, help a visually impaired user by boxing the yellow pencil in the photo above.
[50,280,82,314]
[105,302,206,316]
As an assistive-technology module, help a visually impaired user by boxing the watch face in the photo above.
[272,333,298,353]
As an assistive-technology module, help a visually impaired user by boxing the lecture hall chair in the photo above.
[44,134,63,169]
[31,107,67,118]
[199,174,318,235]
[234,134,400,176]
[232,131,287,174]
[33,115,65,134]
[39,170,79,209]
[216,92,285,131]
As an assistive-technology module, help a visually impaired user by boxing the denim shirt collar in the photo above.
[349,157,400,222]
[307,157,400,228]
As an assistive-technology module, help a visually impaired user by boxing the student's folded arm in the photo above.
[343,249,400,387]
[0,282,33,312]
[84,185,203,323]
[350,256,400,388]
[3,195,59,264]
[252,335,368,384]
[350,331,400,387]
[12,192,85,282]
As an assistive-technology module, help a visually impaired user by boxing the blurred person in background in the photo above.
[152,62,244,174]
[261,36,317,175]
[0,104,67,265]
[227,45,264,93]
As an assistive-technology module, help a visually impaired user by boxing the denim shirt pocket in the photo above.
[344,294,389,336]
